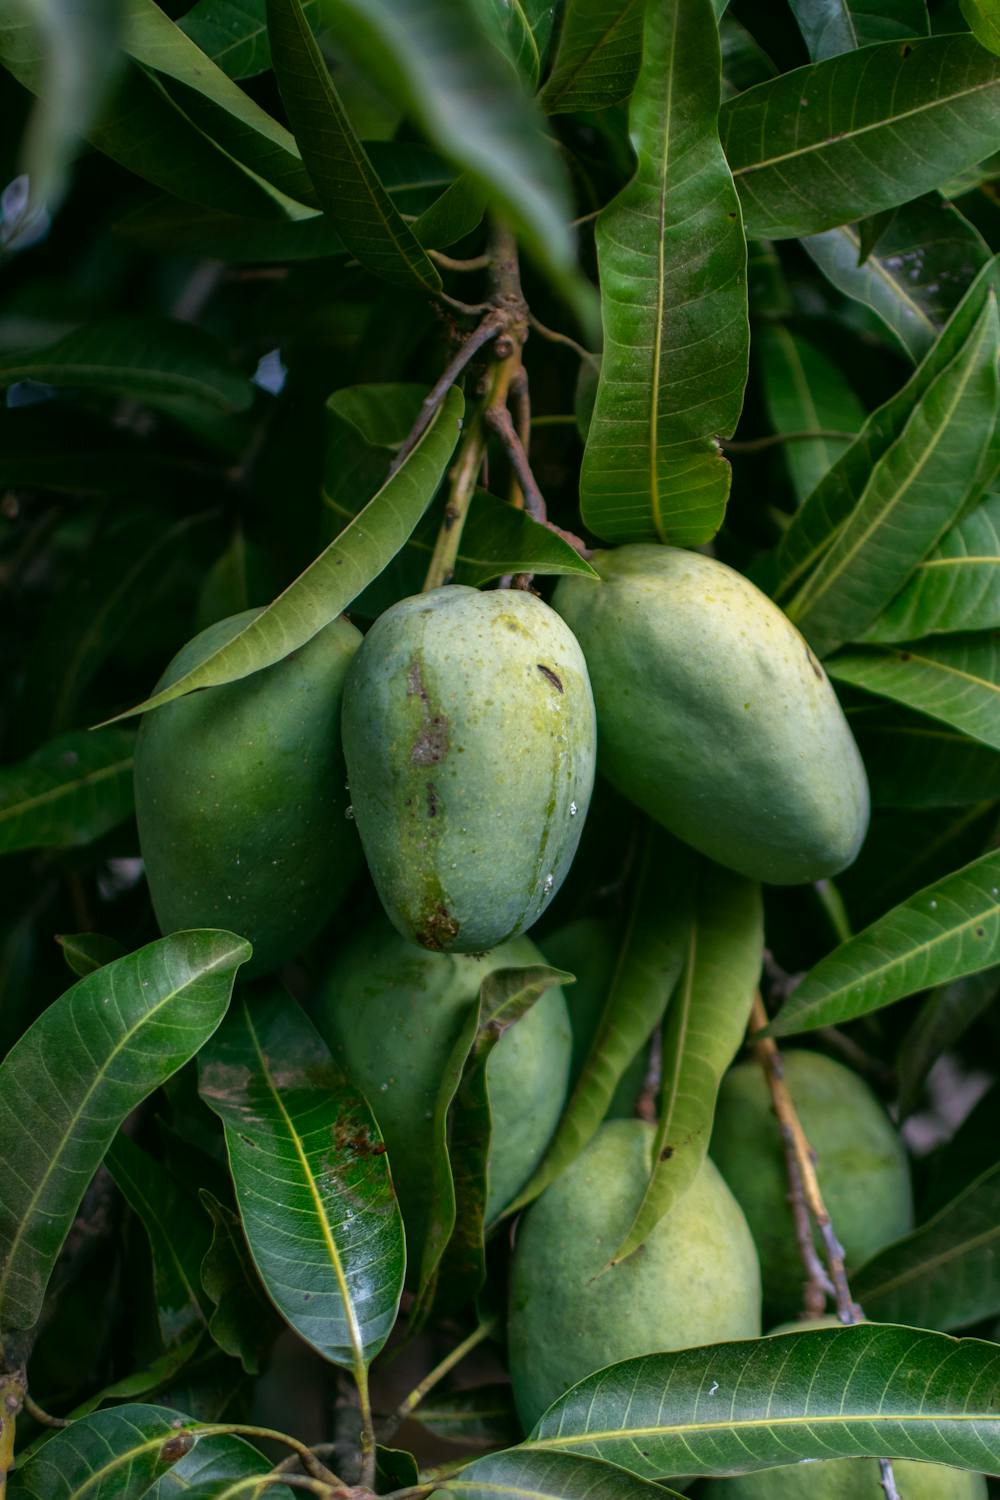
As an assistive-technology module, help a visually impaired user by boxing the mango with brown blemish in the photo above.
[552,545,869,884]
[340,585,596,953]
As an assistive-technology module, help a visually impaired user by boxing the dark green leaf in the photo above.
[757,326,865,505]
[415,1383,521,1448]
[267,0,440,290]
[55,933,127,978]
[766,258,1000,606]
[786,296,1000,656]
[526,1324,1000,1477]
[475,0,557,88]
[539,0,643,115]
[108,385,463,719]
[767,848,1000,1036]
[442,1450,680,1499]
[69,1337,203,1421]
[0,931,250,1337]
[897,967,999,1117]
[8,1404,198,1500]
[720,15,778,96]
[198,987,405,1368]
[411,174,486,249]
[789,0,928,60]
[178,0,316,77]
[149,1431,294,1498]
[504,827,691,1217]
[611,864,762,1265]
[721,37,1000,240]
[828,635,1000,750]
[0,729,134,855]
[375,1444,420,1492]
[850,705,1000,807]
[198,1188,280,1373]
[801,196,991,363]
[962,0,1000,56]
[862,492,1000,642]
[580,0,748,546]
[106,1134,212,1349]
[114,195,344,261]
[854,1163,1000,1330]
[322,0,582,307]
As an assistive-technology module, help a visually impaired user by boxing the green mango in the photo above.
[341,585,596,953]
[314,917,572,1274]
[710,1051,913,1321]
[539,917,647,1118]
[552,546,869,884]
[135,609,361,976]
[507,1119,761,1432]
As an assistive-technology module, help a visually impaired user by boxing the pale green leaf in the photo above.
[580,0,748,546]
[862,492,1000,642]
[962,0,1000,57]
[829,634,1000,750]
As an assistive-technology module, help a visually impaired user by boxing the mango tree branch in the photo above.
[0,1376,22,1500]
[394,1316,499,1424]
[748,994,900,1500]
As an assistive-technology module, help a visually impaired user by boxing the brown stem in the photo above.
[749,995,900,1500]
[507,363,531,511]
[483,403,546,524]
[721,429,855,454]
[528,312,599,367]
[197,1424,342,1487]
[389,310,505,478]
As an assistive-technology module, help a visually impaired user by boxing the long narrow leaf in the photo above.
[829,634,1000,750]
[897,966,1000,1117]
[442,1451,681,1500]
[198,988,405,1370]
[0,932,250,1339]
[527,1324,1000,1477]
[0,729,134,855]
[767,848,1000,1036]
[610,865,762,1265]
[851,706,1000,808]
[757,325,864,505]
[105,385,463,719]
[580,0,748,546]
[539,0,644,115]
[863,492,1000,642]
[721,36,1000,241]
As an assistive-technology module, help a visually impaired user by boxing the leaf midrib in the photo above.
[0,756,133,827]
[648,1,681,540]
[530,1405,997,1449]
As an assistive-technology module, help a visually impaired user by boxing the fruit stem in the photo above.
[421,401,489,591]
[748,994,901,1500]
[394,1315,499,1423]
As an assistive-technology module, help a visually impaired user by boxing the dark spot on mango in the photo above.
[416,904,460,950]
[407,657,451,765]
[660,1145,674,1161]
[426,782,439,819]
[804,646,823,681]
[537,663,563,693]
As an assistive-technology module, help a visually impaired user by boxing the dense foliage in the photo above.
[2,0,1000,1497]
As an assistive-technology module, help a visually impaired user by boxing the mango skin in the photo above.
[710,1051,913,1321]
[341,586,596,953]
[507,1119,761,1432]
[552,546,870,884]
[314,917,572,1275]
[135,609,361,977]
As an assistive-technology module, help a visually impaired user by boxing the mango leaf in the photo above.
[579,0,748,547]
[801,196,991,363]
[526,1324,1000,1477]
[375,1447,420,1493]
[121,0,316,209]
[757,326,865,505]
[897,967,1000,1117]
[0,728,134,855]
[720,36,1000,241]
[786,295,1000,657]
[539,0,643,114]
[321,0,581,307]
[106,1134,212,1350]
[8,1404,199,1500]
[198,1189,279,1374]
[862,492,1000,642]
[767,258,1000,606]
[610,865,762,1266]
[963,0,1000,56]
[504,827,691,1218]
[178,0,286,76]
[412,174,486,249]
[476,0,556,88]
[56,932,127,978]
[0,932,249,1340]
[267,0,440,291]
[415,966,571,1323]
[149,1431,294,1498]
[828,635,1000,750]
[65,1338,203,1426]
[198,987,405,1369]
[854,1163,1000,1330]
[105,385,463,720]
[115,195,343,262]
[850,705,1000,807]
[415,1383,521,1448]
[441,1451,681,1500]
[2,0,122,217]
[790,0,928,58]
[0,317,254,415]
[766,847,1000,1037]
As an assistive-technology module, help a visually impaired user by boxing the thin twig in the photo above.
[395,1316,499,1424]
[389,310,505,477]
[1,1376,23,1500]
[749,995,900,1500]
[721,429,855,454]
[422,410,488,591]
[528,312,599,366]
[197,1423,342,1486]
[428,249,491,273]
[22,1393,69,1429]
[483,402,547,524]
[507,363,531,512]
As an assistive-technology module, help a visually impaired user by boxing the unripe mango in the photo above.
[341,586,596,953]
[314,918,572,1273]
[507,1119,761,1431]
[552,546,869,884]
[710,1051,913,1320]
[135,609,361,976]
